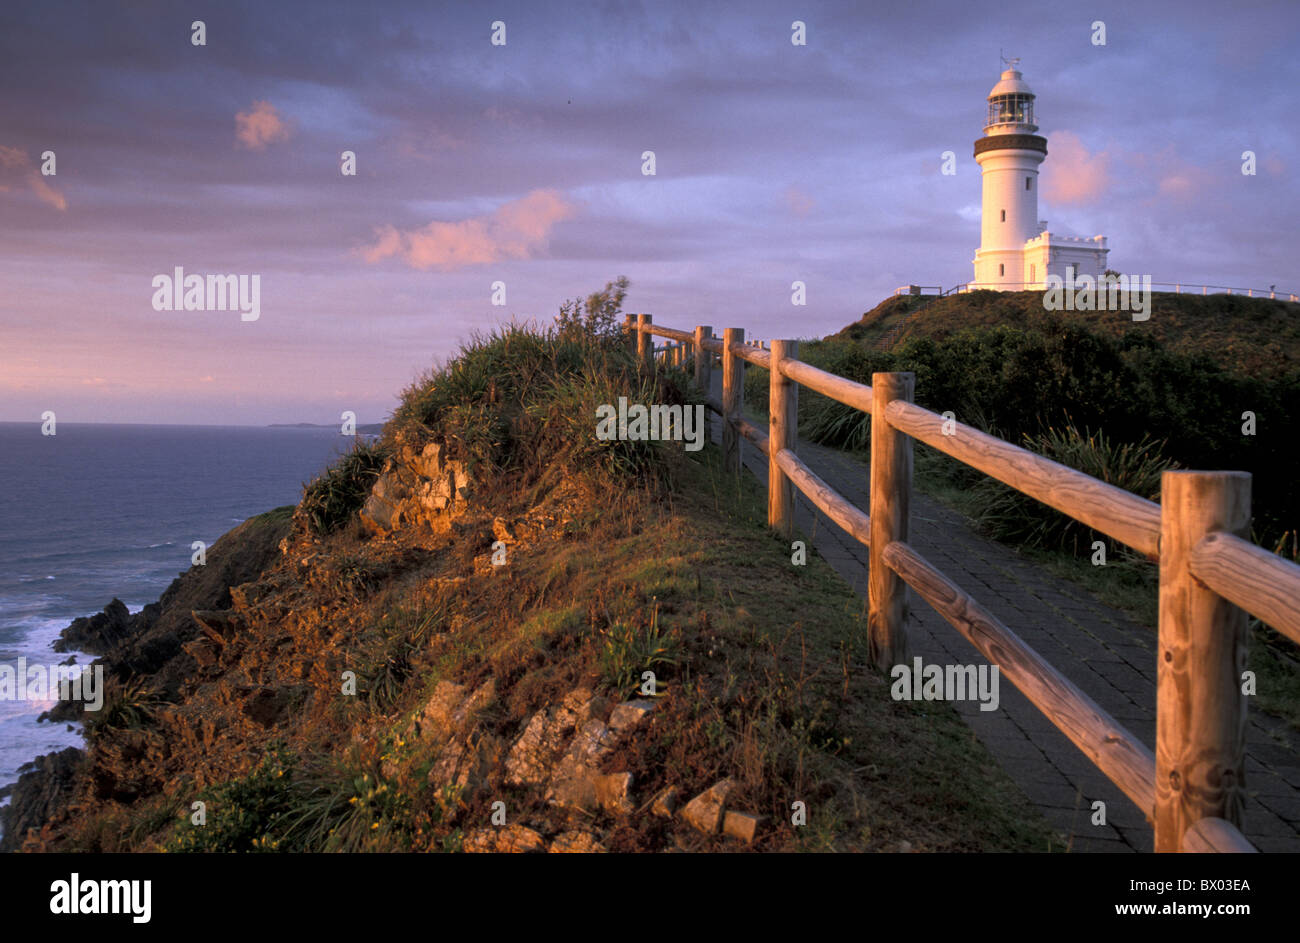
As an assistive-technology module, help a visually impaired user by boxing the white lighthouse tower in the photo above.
[970,61,1108,290]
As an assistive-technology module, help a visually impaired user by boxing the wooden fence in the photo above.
[624,312,1300,853]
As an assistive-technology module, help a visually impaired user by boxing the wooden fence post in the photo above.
[768,340,798,537]
[694,325,712,391]
[722,327,744,474]
[868,371,914,671]
[624,313,637,357]
[637,314,653,371]
[1156,470,1251,852]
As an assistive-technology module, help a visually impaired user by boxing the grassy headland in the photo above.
[4,282,1060,853]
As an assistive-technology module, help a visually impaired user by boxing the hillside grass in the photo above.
[148,426,1065,853]
[748,292,1299,545]
[837,290,1300,380]
[40,282,1068,854]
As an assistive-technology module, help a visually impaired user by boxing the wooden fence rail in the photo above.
[623,314,1300,853]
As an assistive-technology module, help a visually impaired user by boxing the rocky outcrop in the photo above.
[463,824,546,854]
[56,598,133,655]
[360,442,473,535]
[0,747,83,852]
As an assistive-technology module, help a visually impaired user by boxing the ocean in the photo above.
[0,422,359,813]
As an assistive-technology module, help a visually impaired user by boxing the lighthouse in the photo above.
[970,62,1108,290]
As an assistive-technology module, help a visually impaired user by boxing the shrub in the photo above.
[300,439,389,536]
[385,277,693,494]
[973,421,1178,555]
[599,612,681,698]
[84,678,163,736]
[782,319,1297,545]
[165,750,299,852]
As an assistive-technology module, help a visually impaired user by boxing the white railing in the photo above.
[938,281,1298,300]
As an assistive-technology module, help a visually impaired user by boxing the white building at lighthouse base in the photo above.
[972,229,1110,291]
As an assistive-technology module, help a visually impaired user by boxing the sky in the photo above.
[1,0,1297,425]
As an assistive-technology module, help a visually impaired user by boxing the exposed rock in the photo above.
[415,680,466,737]
[568,717,615,765]
[546,719,613,810]
[608,699,656,735]
[192,609,238,644]
[429,734,502,795]
[240,685,300,728]
[593,771,634,815]
[651,785,679,818]
[359,472,404,533]
[55,598,132,655]
[504,690,605,788]
[680,779,736,835]
[550,831,606,853]
[360,444,474,535]
[452,679,497,730]
[463,824,546,854]
[505,710,568,787]
[0,747,83,852]
[723,810,765,845]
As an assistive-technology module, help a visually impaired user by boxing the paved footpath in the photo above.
[706,381,1300,851]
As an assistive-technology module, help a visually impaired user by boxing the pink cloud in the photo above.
[1042,131,1111,205]
[235,100,290,150]
[0,144,68,210]
[362,189,577,271]
[783,185,815,217]
[1124,144,1217,205]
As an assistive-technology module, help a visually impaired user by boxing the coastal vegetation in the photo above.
[2,281,1058,853]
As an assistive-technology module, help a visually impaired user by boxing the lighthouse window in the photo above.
[999,264,1005,276]
[987,94,1033,126]
[1000,209,1006,222]
[1026,176,1033,190]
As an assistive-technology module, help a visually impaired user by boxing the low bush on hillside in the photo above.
[386,276,699,490]
[296,278,703,538]
[746,318,1298,545]
[299,439,390,537]
[972,422,1178,555]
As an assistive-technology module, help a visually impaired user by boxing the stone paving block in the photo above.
[1017,777,1085,808]
[1112,824,1155,853]
[975,733,1050,764]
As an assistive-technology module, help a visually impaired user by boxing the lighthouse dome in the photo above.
[988,68,1034,98]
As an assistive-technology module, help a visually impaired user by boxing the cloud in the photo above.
[783,185,815,217]
[1041,131,1111,205]
[235,100,290,150]
[362,189,577,270]
[1125,144,1217,205]
[0,144,68,210]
